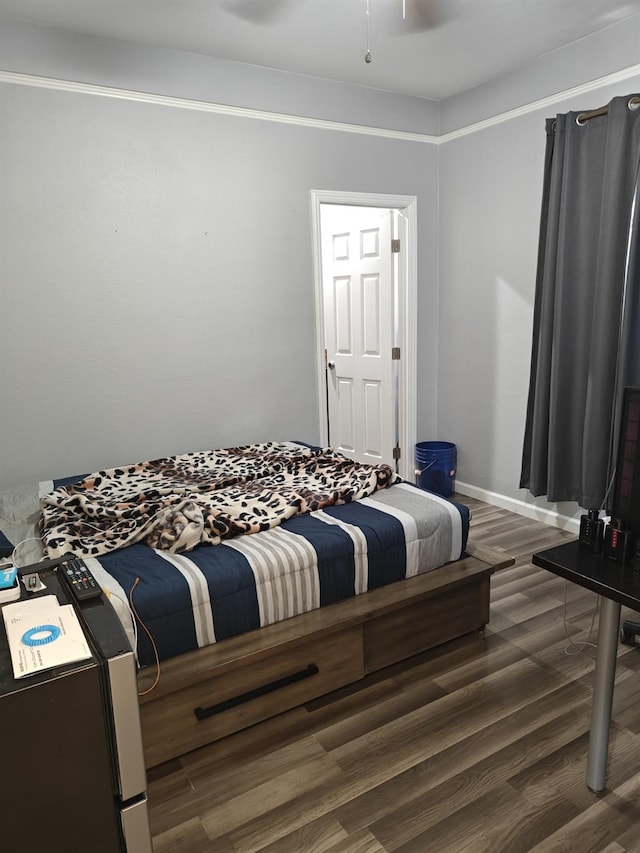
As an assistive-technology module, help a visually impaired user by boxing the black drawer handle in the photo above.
[194,663,319,722]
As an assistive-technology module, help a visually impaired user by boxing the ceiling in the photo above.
[1,0,640,100]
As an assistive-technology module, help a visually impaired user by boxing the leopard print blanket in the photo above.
[40,442,399,558]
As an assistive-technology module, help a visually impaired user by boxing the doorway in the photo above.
[310,190,417,481]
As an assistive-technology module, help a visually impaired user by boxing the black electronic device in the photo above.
[610,387,640,538]
[57,555,102,601]
[603,518,633,563]
[579,508,604,553]
[0,566,151,852]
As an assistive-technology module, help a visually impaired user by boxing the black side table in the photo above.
[532,539,640,792]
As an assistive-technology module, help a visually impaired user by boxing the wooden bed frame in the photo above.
[137,540,513,768]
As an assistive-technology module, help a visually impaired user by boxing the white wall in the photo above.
[0,25,439,486]
[437,18,640,526]
[3,13,640,524]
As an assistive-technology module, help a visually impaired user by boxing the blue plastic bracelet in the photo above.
[22,624,62,646]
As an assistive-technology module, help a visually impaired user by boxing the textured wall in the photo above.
[0,57,437,485]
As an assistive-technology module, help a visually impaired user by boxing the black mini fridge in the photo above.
[0,565,152,852]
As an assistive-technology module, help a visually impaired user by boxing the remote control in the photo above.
[58,556,103,602]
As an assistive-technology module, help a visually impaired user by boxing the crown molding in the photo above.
[439,62,640,143]
[0,71,437,144]
[2,63,640,144]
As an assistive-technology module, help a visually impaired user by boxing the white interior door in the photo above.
[320,204,395,467]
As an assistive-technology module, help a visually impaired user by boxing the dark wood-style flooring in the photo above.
[147,498,640,852]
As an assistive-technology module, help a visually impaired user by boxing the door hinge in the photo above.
[393,446,401,460]
[391,238,401,253]
[392,347,401,360]
[324,348,328,369]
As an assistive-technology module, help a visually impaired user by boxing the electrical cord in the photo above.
[12,535,161,694]
[101,586,139,659]
[8,527,161,695]
[10,536,49,568]
[128,577,161,696]
[563,579,598,659]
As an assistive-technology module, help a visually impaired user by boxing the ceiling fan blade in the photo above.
[402,0,451,32]
[220,0,294,25]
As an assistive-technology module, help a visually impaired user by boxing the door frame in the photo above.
[310,189,417,482]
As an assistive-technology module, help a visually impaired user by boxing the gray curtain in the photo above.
[520,94,640,509]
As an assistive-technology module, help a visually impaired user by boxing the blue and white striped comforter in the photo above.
[85,482,469,667]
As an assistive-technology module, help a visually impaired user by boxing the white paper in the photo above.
[4,594,59,615]
[2,595,92,678]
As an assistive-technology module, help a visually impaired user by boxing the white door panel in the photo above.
[321,205,395,467]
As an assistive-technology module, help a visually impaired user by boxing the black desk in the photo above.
[532,539,640,793]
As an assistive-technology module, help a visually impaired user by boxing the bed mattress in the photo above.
[1,447,469,669]
[86,481,469,666]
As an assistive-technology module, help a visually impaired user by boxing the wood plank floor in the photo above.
[147,498,640,852]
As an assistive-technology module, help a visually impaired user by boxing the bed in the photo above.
[0,442,513,768]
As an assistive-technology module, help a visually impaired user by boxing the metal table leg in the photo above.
[586,596,621,793]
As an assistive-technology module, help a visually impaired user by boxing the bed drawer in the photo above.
[140,625,364,767]
[363,573,490,672]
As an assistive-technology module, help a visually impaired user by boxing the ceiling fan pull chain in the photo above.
[364,0,372,63]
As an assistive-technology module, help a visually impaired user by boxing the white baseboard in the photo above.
[455,481,581,535]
